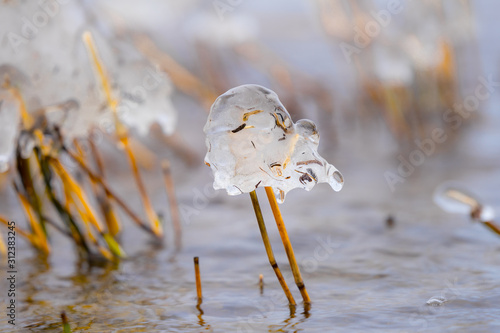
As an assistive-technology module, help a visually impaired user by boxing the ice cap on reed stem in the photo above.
[204,84,344,203]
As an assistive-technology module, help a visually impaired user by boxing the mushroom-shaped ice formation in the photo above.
[204,84,344,203]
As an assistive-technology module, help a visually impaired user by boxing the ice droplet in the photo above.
[480,205,495,222]
[203,84,344,203]
[426,296,447,306]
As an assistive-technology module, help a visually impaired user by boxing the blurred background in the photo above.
[0,0,499,332]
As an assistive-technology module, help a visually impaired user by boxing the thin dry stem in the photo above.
[86,138,122,236]
[64,148,157,237]
[0,229,6,258]
[249,190,296,305]
[264,187,310,304]
[483,221,500,236]
[162,160,182,249]
[122,138,162,237]
[0,214,33,241]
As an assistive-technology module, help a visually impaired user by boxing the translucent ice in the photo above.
[116,62,177,136]
[204,84,344,203]
[0,3,177,140]
[0,90,21,173]
[426,296,447,306]
[434,181,495,222]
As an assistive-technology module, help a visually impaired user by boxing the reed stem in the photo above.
[194,256,203,305]
[483,221,500,236]
[264,187,310,304]
[249,190,296,305]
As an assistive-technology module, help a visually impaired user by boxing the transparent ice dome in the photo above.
[204,84,344,203]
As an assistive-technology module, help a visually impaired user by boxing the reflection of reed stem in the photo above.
[259,274,264,295]
[61,311,72,333]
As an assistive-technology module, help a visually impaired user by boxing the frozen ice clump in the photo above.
[204,84,344,203]
[0,90,21,173]
[117,61,177,136]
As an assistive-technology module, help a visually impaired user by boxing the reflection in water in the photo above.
[196,303,213,332]
[22,253,50,306]
[268,303,311,333]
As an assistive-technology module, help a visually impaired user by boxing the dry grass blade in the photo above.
[85,138,122,236]
[13,184,50,254]
[122,138,163,237]
[0,214,35,242]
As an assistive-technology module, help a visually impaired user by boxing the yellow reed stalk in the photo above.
[50,157,126,258]
[64,148,155,236]
[264,186,310,304]
[83,31,162,237]
[1,79,34,129]
[249,190,296,305]
[122,139,163,237]
[82,31,127,139]
[62,182,98,245]
[438,40,456,82]
[15,189,50,254]
[0,215,33,242]
[194,257,203,305]
[0,229,6,258]
[50,158,105,233]
[445,189,478,208]
[78,139,121,236]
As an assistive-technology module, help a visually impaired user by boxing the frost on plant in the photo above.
[204,84,344,203]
